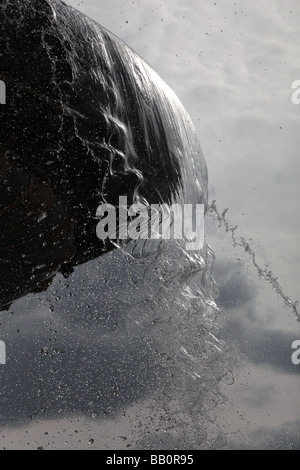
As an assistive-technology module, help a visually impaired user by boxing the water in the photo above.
[0,0,299,450]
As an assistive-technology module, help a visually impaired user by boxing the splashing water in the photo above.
[114,236,228,448]
[1,0,298,451]
[0,0,231,449]
[208,200,299,322]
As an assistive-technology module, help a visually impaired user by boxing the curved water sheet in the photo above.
[0,0,299,450]
[0,0,224,450]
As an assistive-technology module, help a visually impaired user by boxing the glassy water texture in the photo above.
[0,0,299,450]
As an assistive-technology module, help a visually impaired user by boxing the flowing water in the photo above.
[0,0,299,450]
